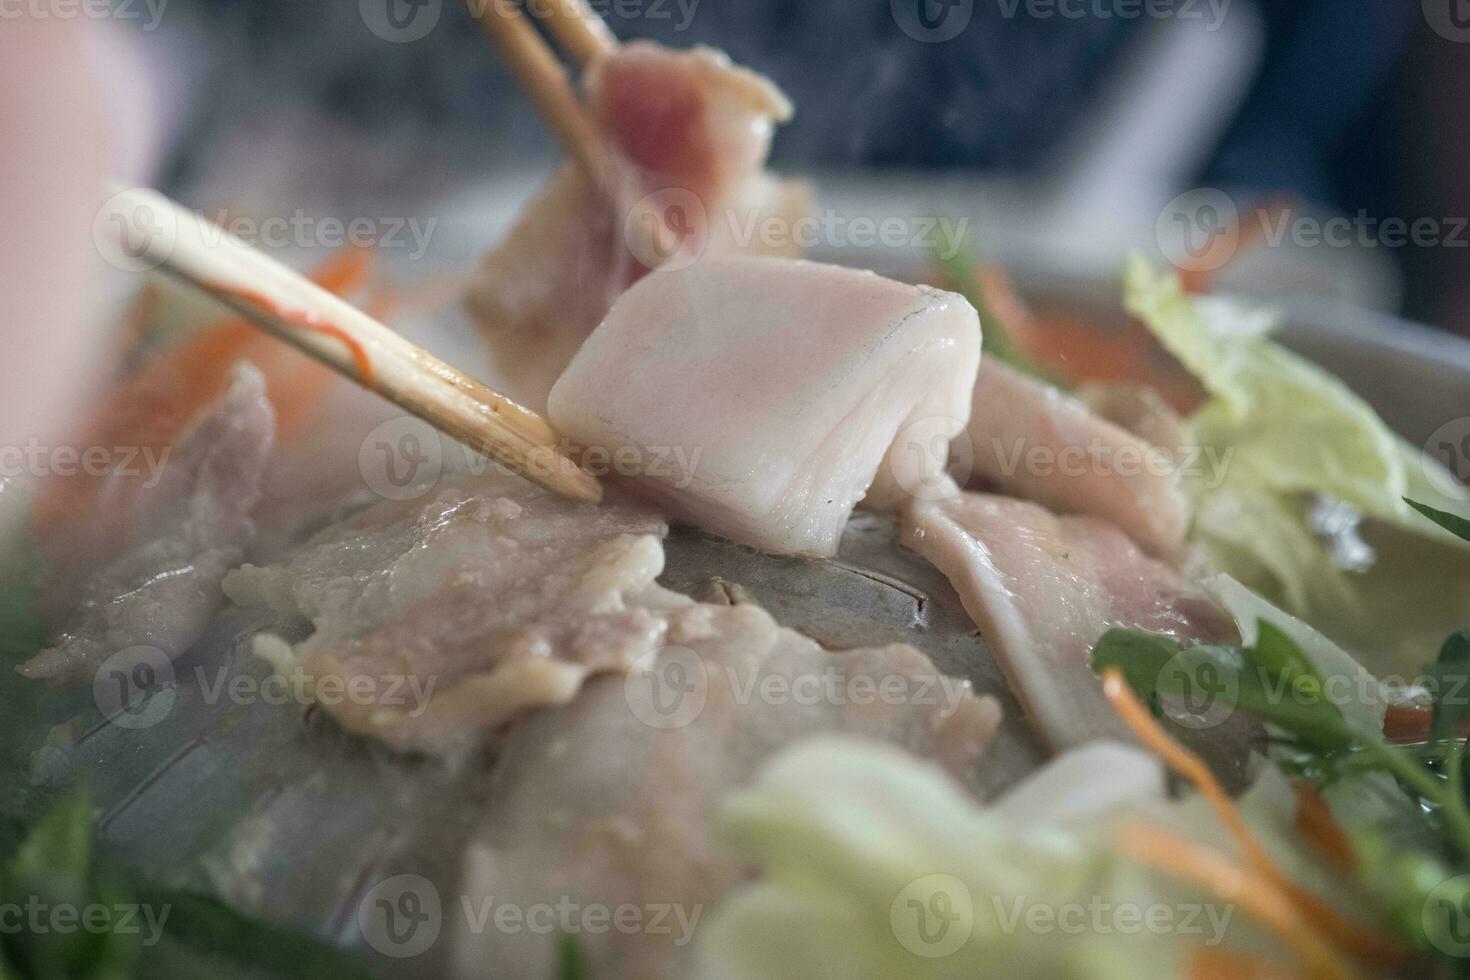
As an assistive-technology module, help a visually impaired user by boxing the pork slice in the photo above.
[967,360,1191,558]
[451,601,1001,980]
[21,363,275,681]
[223,474,671,755]
[548,257,981,557]
[467,42,809,413]
[900,491,1234,750]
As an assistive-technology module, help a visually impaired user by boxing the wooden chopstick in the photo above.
[540,0,618,66]
[466,0,607,180]
[99,185,603,504]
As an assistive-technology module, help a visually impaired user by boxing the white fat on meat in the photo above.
[452,600,1000,980]
[900,491,1234,750]
[223,474,672,755]
[468,42,811,413]
[548,257,981,557]
[21,363,275,681]
[966,360,1191,558]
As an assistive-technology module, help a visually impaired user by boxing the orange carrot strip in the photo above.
[1188,945,1296,980]
[1118,823,1353,980]
[1293,782,1357,873]
[1101,669,1406,968]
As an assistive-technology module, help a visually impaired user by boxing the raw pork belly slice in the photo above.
[900,492,1234,750]
[468,42,810,412]
[548,257,981,557]
[223,474,670,755]
[967,359,1191,558]
[452,600,1000,980]
[22,363,275,681]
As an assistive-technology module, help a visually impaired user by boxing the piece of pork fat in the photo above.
[452,600,1000,980]
[548,257,981,557]
[899,492,1237,752]
[966,359,1191,558]
[223,473,674,755]
[467,42,810,413]
[21,364,275,681]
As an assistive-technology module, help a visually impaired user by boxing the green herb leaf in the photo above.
[1424,630,1470,743]
[1406,497,1470,542]
[1091,625,1352,749]
[555,932,589,980]
[931,244,1054,382]
[131,887,377,980]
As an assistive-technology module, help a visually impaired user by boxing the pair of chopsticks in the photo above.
[468,0,618,182]
[99,2,629,504]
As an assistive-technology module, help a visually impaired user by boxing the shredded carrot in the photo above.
[1293,783,1357,873]
[35,247,376,541]
[1188,945,1296,980]
[1118,823,1352,980]
[1101,669,1406,969]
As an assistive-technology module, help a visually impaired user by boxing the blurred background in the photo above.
[95,0,1467,328]
[7,0,1470,452]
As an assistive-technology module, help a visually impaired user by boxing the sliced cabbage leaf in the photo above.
[696,737,1307,980]
[1124,255,1470,672]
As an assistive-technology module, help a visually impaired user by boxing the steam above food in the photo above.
[548,257,981,557]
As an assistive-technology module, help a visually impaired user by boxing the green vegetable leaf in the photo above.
[556,932,589,980]
[130,886,376,980]
[0,517,46,663]
[1424,630,1470,743]
[932,245,1053,381]
[1406,498,1470,543]
[1091,625,1352,750]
